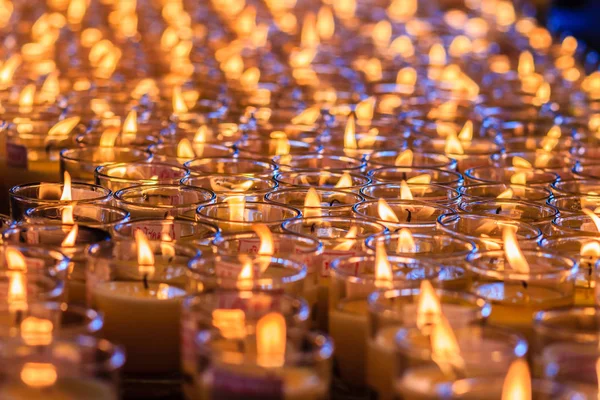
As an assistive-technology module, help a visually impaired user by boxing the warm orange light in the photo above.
[256,312,286,368]
[400,180,414,201]
[304,187,322,218]
[21,316,54,346]
[252,224,274,256]
[502,227,530,273]
[334,172,353,189]
[344,113,358,150]
[21,363,57,388]
[449,35,472,58]
[62,204,74,225]
[395,149,413,167]
[61,224,78,247]
[99,127,119,148]
[378,198,400,223]
[356,97,375,123]
[60,172,72,201]
[430,314,465,378]
[510,171,527,185]
[406,174,432,185]
[135,229,155,277]
[226,196,246,222]
[444,132,464,155]
[582,209,600,232]
[67,0,87,25]
[387,0,417,22]
[458,120,473,141]
[581,241,600,258]
[269,131,291,156]
[374,241,393,288]
[212,309,246,339]
[237,256,254,290]
[518,51,534,77]
[362,58,382,82]
[122,110,137,134]
[332,226,358,251]
[240,67,260,89]
[397,228,416,253]
[389,36,414,58]
[429,44,447,67]
[501,359,531,400]
[19,84,36,112]
[291,105,321,125]
[0,54,21,88]
[534,81,550,106]
[317,6,334,40]
[6,248,27,272]
[541,125,561,152]
[301,12,319,49]
[176,138,196,161]
[48,117,80,138]
[512,156,532,169]
[172,86,188,115]
[497,188,514,199]
[372,20,392,48]
[193,126,208,143]
[416,280,442,331]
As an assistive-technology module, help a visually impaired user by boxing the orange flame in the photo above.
[256,312,286,368]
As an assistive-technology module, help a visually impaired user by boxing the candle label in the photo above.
[6,142,28,169]
[129,222,182,240]
[321,249,359,277]
[210,368,283,400]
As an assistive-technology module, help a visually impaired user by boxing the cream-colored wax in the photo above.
[0,377,116,400]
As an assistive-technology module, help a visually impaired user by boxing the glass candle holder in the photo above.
[271,162,371,189]
[459,183,551,203]
[353,199,455,233]
[181,290,311,398]
[539,236,600,306]
[95,162,190,192]
[394,325,527,400]
[114,184,215,219]
[367,289,490,400]
[196,201,300,234]
[185,156,277,178]
[366,150,457,171]
[0,269,64,303]
[552,214,600,237]
[458,199,559,235]
[0,244,70,281]
[0,301,102,338]
[328,255,438,388]
[0,335,124,399]
[0,214,12,230]
[412,137,502,172]
[181,174,277,201]
[234,136,317,158]
[360,182,461,208]
[466,250,577,338]
[9,182,112,220]
[193,327,333,400]
[25,203,129,234]
[368,166,464,188]
[160,122,243,147]
[60,147,152,183]
[491,150,570,172]
[548,194,600,216]
[464,166,559,186]
[151,142,234,166]
[113,217,220,246]
[87,239,199,375]
[551,179,600,197]
[437,213,543,250]
[273,153,365,173]
[365,231,476,290]
[265,187,364,217]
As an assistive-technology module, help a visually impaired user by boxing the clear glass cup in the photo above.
[368,166,464,188]
[0,335,124,399]
[437,213,543,250]
[552,214,600,237]
[274,170,371,193]
[113,217,220,245]
[151,142,234,166]
[548,194,600,216]
[234,136,317,158]
[196,201,300,233]
[0,244,70,281]
[185,156,277,178]
[87,239,199,375]
[459,183,551,203]
[95,162,190,192]
[328,255,438,388]
[265,187,364,217]
[367,288,490,399]
[467,249,577,338]
[353,199,456,233]
[464,166,559,186]
[412,137,502,171]
[273,153,365,173]
[25,203,130,233]
[551,178,600,197]
[60,147,152,183]
[9,182,112,220]
[181,174,277,201]
[115,184,215,219]
[360,182,461,208]
[366,150,457,170]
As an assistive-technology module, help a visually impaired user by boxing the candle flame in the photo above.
[332,226,358,251]
[172,86,188,115]
[19,84,36,111]
[416,280,442,331]
[317,6,334,40]
[429,44,447,67]
[291,105,321,125]
[334,172,353,189]
[378,198,400,223]
[518,51,535,77]
[534,81,550,105]
[0,54,21,87]
[99,127,119,148]
[62,205,74,225]
[135,229,155,274]
[512,156,533,169]
[226,196,246,222]
[301,12,319,49]
[21,317,54,346]
[6,247,27,271]
[212,309,246,339]
[304,187,322,218]
[269,131,290,156]
[372,20,392,48]
[375,241,393,288]
[502,227,530,273]
[406,174,432,185]
[8,270,27,311]
[344,113,358,149]
[387,0,417,22]
[193,126,208,143]
[389,35,414,58]
[397,228,416,253]
[256,312,286,368]
[356,97,375,123]
[431,314,465,378]
[48,117,80,137]
[395,149,413,167]
[240,67,260,89]
[177,138,196,160]
[21,363,57,388]
[582,209,600,232]
[61,224,78,247]
[510,171,527,185]
[252,224,274,256]
[396,67,417,87]
[123,110,137,134]
[497,188,514,199]
[60,172,72,201]
[400,180,413,200]
[501,359,531,400]
[449,35,472,58]
[581,241,600,258]
[458,120,473,141]
[444,132,464,155]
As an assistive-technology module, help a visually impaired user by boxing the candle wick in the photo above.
[405,210,412,223]
[310,223,316,233]
[329,199,341,206]
[495,206,501,215]
[521,281,528,289]
[15,310,22,325]
[143,274,149,290]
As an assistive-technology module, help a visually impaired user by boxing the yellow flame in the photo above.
[396,67,417,87]
[356,97,375,123]
[344,113,358,149]
[60,172,72,201]
[395,149,413,167]
[62,205,74,225]
[0,55,21,87]
[389,36,414,58]
[172,86,188,115]
[61,224,78,247]
[67,0,87,25]
[501,359,531,400]
[416,280,442,331]
[534,81,550,105]
[270,131,290,156]
[372,20,392,48]
[48,117,80,137]
[237,257,254,291]
[256,312,286,368]
[240,67,260,89]
[177,138,196,160]
[332,226,358,251]
[397,228,416,253]
[387,0,417,22]
[497,188,514,199]
[375,241,393,288]
[449,35,472,58]
[429,44,447,67]
[212,309,246,339]
[502,227,530,273]
[334,172,353,189]
[317,6,334,40]
[581,241,600,258]
[19,84,36,111]
[400,180,414,201]
[6,248,27,271]
[512,156,533,169]
[252,224,274,256]
[99,127,119,148]
[226,196,246,222]
[21,363,57,388]
[20,317,54,346]
[458,120,473,141]
[431,314,465,378]
[583,209,600,232]
[518,51,534,77]
[304,188,322,218]
[444,133,464,155]
[135,230,155,276]
[193,126,208,143]
[510,172,527,185]
[8,270,27,311]
[123,110,137,134]
[301,12,319,49]
[362,58,382,82]
[378,198,400,223]
[291,105,321,125]
[407,174,432,185]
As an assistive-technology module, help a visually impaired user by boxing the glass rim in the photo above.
[264,187,365,209]
[435,377,580,398]
[3,223,111,250]
[196,201,301,224]
[24,203,129,229]
[213,231,322,254]
[360,182,461,201]
[115,184,216,209]
[353,199,457,225]
[180,174,277,193]
[534,306,600,343]
[95,162,190,184]
[59,146,152,163]
[88,238,200,261]
[0,269,65,301]
[281,216,388,238]
[273,170,371,189]
[459,182,552,198]
[436,213,543,241]
[113,217,220,238]
[184,155,277,170]
[9,182,112,203]
[367,165,463,180]
[364,230,477,257]
[551,178,600,195]
[458,198,559,219]
[464,165,560,183]
[329,254,438,282]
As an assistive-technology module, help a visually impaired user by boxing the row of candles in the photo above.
[2,0,600,399]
